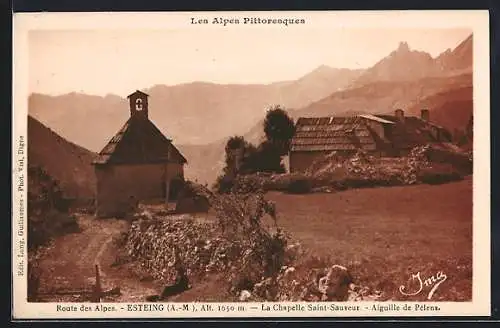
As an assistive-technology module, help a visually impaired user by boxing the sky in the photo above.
[29,28,472,96]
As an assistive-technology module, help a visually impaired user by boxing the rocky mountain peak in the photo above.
[397,41,410,53]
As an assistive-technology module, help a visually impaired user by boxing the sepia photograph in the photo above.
[12,11,491,318]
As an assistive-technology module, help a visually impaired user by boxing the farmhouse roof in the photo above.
[92,115,187,165]
[291,116,380,152]
[373,114,452,150]
[358,114,395,124]
[291,113,452,153]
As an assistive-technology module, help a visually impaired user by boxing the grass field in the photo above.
[266,176,473,301]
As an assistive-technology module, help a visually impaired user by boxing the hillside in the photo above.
[28,66,363,152]
[296,73,472,118]
[177,141,226,186]
[271,66,365,107]
[28,115,96,200]
[240,72,472,144]
[407,86,473,134]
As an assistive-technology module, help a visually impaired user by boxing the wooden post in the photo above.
[165,179,170,206]
[92,264,102,302]
[165,162,170,205]
[165,145,171,205]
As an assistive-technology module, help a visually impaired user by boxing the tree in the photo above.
[263,105,296,156]
[224,136,246,176]
[244,141,285,174]
[226,135,246,152]
[215,107,295,193]
[215,136,258,192]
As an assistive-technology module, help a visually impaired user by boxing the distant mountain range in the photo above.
[28,34,473,187]
[29,66,365,151]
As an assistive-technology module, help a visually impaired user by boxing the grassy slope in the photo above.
[28,115,96,200]
[266,176,472,301]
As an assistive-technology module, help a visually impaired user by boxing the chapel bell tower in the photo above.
[127,90,149,119]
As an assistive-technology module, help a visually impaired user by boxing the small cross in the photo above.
[135,98,143,111]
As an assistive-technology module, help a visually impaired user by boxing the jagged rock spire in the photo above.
[397,41,410,52]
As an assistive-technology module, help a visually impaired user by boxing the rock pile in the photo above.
[402,145,431,184]
[305,151,343,176]
[124,216,243,283]
[241,263,382,302]
[343,150,378,177]
[313,147,433,187]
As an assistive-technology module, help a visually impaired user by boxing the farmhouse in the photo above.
[289,109,452,173]
[92,90,187,218]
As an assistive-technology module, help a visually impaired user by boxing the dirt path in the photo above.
[37,215,161,302]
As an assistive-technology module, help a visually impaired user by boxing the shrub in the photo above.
[213,173,236,194]
[28,165,80,250]
[214,173,267,195]
[28,253,41,302]
[243,141,286,174]
[28,210,79,250]
[286,176,312,194]
[175,181,212,213]
[231,174,264,194]
[211,191,289,290]
[122,187,289,296]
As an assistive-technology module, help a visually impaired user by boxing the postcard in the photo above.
[12,10,490,319]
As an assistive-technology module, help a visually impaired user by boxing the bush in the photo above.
[243,141,286,174]
[28,210,79,250]
[213,173,236,194]
[28,165,80,250]
[175,181,212,213]
[28,253,42,302]
[211,191,289,290]
[231,175,264,194]
[286,177,312,194]
[122,188,289,296]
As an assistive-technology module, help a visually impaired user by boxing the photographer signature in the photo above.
[399,271,447,300]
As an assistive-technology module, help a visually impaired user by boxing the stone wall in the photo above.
[290,151,355,173]
[289,151,323,173]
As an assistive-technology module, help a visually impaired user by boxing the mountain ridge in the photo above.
[349,34,472,88]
